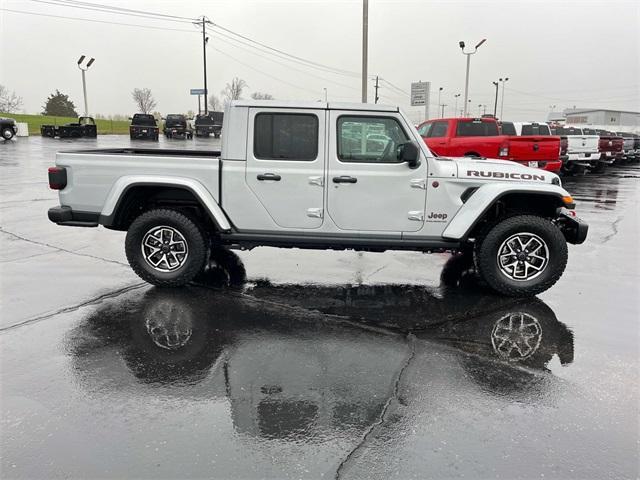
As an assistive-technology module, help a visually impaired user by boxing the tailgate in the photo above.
[567,136,598,153]
[507,136,560,161]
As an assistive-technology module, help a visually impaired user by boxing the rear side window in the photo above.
[522,124,551,135]
[500,122,516,136]
[456,120,499,136]
[254,113,318,160]
[426,121,448,138]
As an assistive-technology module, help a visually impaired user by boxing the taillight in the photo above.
[498,142,509,157]
[48,166,67,190]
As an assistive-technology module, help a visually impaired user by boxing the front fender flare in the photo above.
[99,176,232,231]
[441,183,571,241]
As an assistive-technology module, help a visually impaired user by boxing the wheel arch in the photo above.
[442,184,570,241]
[100,177,231,232]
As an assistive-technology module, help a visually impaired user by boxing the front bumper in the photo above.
[48,206,99,227]
[556,209,588,245]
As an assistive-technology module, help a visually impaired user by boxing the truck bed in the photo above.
[58,148,221,157]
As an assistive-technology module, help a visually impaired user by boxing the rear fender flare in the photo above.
[100,176,231,231]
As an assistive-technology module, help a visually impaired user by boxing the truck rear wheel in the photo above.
[2,127,15,140]
[125,209,207,287]
[474,215,568,297]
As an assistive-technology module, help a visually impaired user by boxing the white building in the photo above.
[562,108,640,131]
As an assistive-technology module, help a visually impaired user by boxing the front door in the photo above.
[327,112,428,233]
[246,108,326,229]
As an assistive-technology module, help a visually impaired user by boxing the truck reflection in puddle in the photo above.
[66,252,574,441]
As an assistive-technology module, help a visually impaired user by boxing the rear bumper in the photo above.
[48,206,99,227]
[556,209,588,245]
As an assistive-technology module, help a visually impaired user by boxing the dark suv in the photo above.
[129,114,159,140]
[163,114,193,139]
[194,111,223,138]
[1,117,18,140]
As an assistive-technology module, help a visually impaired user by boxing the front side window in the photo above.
[337,116,409,163]
[417,123,430,136]
[254,113,318,160]
[426,121,448,138]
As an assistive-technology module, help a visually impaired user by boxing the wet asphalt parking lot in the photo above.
[1,135,638,479]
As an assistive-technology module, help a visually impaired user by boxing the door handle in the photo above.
[332,176,357,184]
[257,173,281,181]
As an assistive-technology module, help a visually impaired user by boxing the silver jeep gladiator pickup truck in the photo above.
[47,100,587,296]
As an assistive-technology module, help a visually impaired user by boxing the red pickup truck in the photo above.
[417,117,561,173]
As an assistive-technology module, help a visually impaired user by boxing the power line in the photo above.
[25,0,195,24]
[0,7,197,32]
[55,0,197,21]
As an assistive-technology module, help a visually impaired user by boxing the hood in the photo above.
[452,156,560,185]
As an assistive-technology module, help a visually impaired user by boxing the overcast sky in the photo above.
[1,0,638,122]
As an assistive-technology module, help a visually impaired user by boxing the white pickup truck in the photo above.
[549,125,600,173]
[47,100,587,297]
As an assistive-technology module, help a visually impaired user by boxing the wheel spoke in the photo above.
[141,226,189,272]
[497,232,549,282]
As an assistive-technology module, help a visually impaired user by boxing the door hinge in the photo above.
[410,179,426,190]
[307,208,323,218]
[408,211,424,221]
[308,176,324,186]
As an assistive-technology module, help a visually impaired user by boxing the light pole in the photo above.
[361,0,368,103]
[437,87,443,117]
[77,55,95,117]
[454,94,461,117]
[324,88,328,102]
[492,81,499,117]
[459,38,486,116]
[499,77,509,119]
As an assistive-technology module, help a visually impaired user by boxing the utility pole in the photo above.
[361,0,368,103]
[441,103,447,118]
[437,87,443,117]
[373,76,379,103]
[492,81,499,117]
[77,55,95,117]
[458,38,486,116]
[454,94,461,117]
[201,16,210,114]
[499,77,509,119]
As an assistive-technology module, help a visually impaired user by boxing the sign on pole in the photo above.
[190,88,207,95]
[411,81,431,121]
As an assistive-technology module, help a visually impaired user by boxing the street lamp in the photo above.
[454,94,461,117]
[438,87,443,118]
[323,88,328,102]
[492,81,499,117]
[499,77,509,119]
[77,55,95,117]
[459,38,486,116]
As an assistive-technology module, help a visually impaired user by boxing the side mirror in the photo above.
[399,141,421,169]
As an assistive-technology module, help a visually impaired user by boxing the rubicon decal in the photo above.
[467,170,546,181]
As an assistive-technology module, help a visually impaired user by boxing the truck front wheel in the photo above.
[125,209,207,287]
[2,127,15,140]
[474,215,568,297]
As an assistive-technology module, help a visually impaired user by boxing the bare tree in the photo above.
[208,94,222,112]
[251,92,274,100]
[0,85,23,113]
[222,77,247,107]
[131,88,157,114]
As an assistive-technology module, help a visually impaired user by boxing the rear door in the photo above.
[246,108,326,229]
[326,111,427,233]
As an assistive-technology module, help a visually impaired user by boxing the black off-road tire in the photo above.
[2,127,15,140]
[475,215,568,297]
[125,209,207,287]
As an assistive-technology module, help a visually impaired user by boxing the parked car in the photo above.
[615,132,637,162]
[499,121,562,173]
[632,133,640,161]
[129,114,159,140]
[41,116,97,138]
[194,111,223,138]
[163,114,193,139]
[418,117,561,172]
[549,126,600,174]
[582,128,624,171]
[47,100,587,297]
[0,117,18,140]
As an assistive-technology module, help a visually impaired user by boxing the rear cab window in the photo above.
[521,124,551,135]
[455,119,499,136]
[254,113,319,160]
[500,122,516,136]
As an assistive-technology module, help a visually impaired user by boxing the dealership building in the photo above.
[561,108,640,130]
